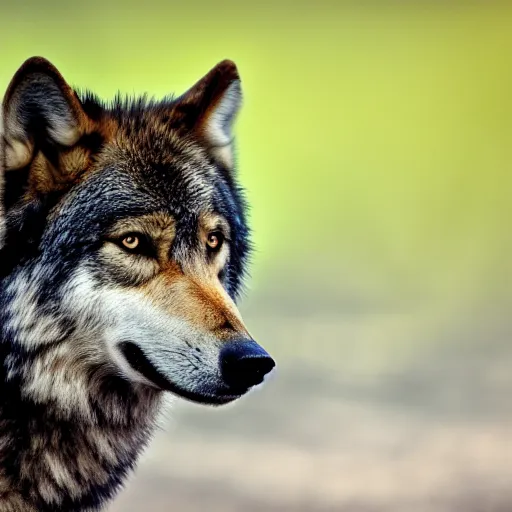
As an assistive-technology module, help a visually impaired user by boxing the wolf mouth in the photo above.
[119,341,245,405]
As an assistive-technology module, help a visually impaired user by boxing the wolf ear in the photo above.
[1,57,89,172]
[171,60,242,170]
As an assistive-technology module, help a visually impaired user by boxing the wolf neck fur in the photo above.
[0,264,163,512]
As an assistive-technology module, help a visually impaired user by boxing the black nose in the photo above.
[220,340,275,390]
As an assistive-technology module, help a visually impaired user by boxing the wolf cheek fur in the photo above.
[0,57,275,511]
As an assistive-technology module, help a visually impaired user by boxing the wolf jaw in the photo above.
[0,57,275,511]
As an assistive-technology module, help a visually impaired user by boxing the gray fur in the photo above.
[0,57,274,511]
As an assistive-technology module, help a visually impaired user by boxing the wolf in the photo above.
[0,57,275,511]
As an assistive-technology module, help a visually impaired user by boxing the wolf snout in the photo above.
[219,340,275,390]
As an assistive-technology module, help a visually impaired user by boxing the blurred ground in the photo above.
[110,290,512,512]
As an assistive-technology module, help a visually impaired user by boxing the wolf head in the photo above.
[0,57,275,414]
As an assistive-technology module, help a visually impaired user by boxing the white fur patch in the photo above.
[3,104,34,170]
[203,80,241,169]
[44,453,80,497]
[47,114,80,147]
[4,139,32,170]
[5,276,67,348]
[22,343,94,419]
[59,266,221,393]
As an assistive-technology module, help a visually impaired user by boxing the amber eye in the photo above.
[115,233,156,258]
[206,232,224,251]
[121,235,140,251]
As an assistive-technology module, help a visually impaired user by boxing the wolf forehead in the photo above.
[53,97,235,217]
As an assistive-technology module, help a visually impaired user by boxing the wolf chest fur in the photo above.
[0,57,275,511]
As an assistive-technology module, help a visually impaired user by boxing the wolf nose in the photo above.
[220,340,275,389]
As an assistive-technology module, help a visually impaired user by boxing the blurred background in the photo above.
[2,1,512,510]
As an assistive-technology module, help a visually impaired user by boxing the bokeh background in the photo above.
[2,1,512,510]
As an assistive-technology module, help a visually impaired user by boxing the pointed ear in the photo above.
[171,60,242,170]
[2,56,89,171]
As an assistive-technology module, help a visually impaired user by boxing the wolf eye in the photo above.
[122,235,140,251]
[113,232,156,258]
[206,232,224,251]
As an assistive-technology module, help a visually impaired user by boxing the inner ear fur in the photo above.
[170,60,243,170]
[1,57,96,209]
[2,57,92,171]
